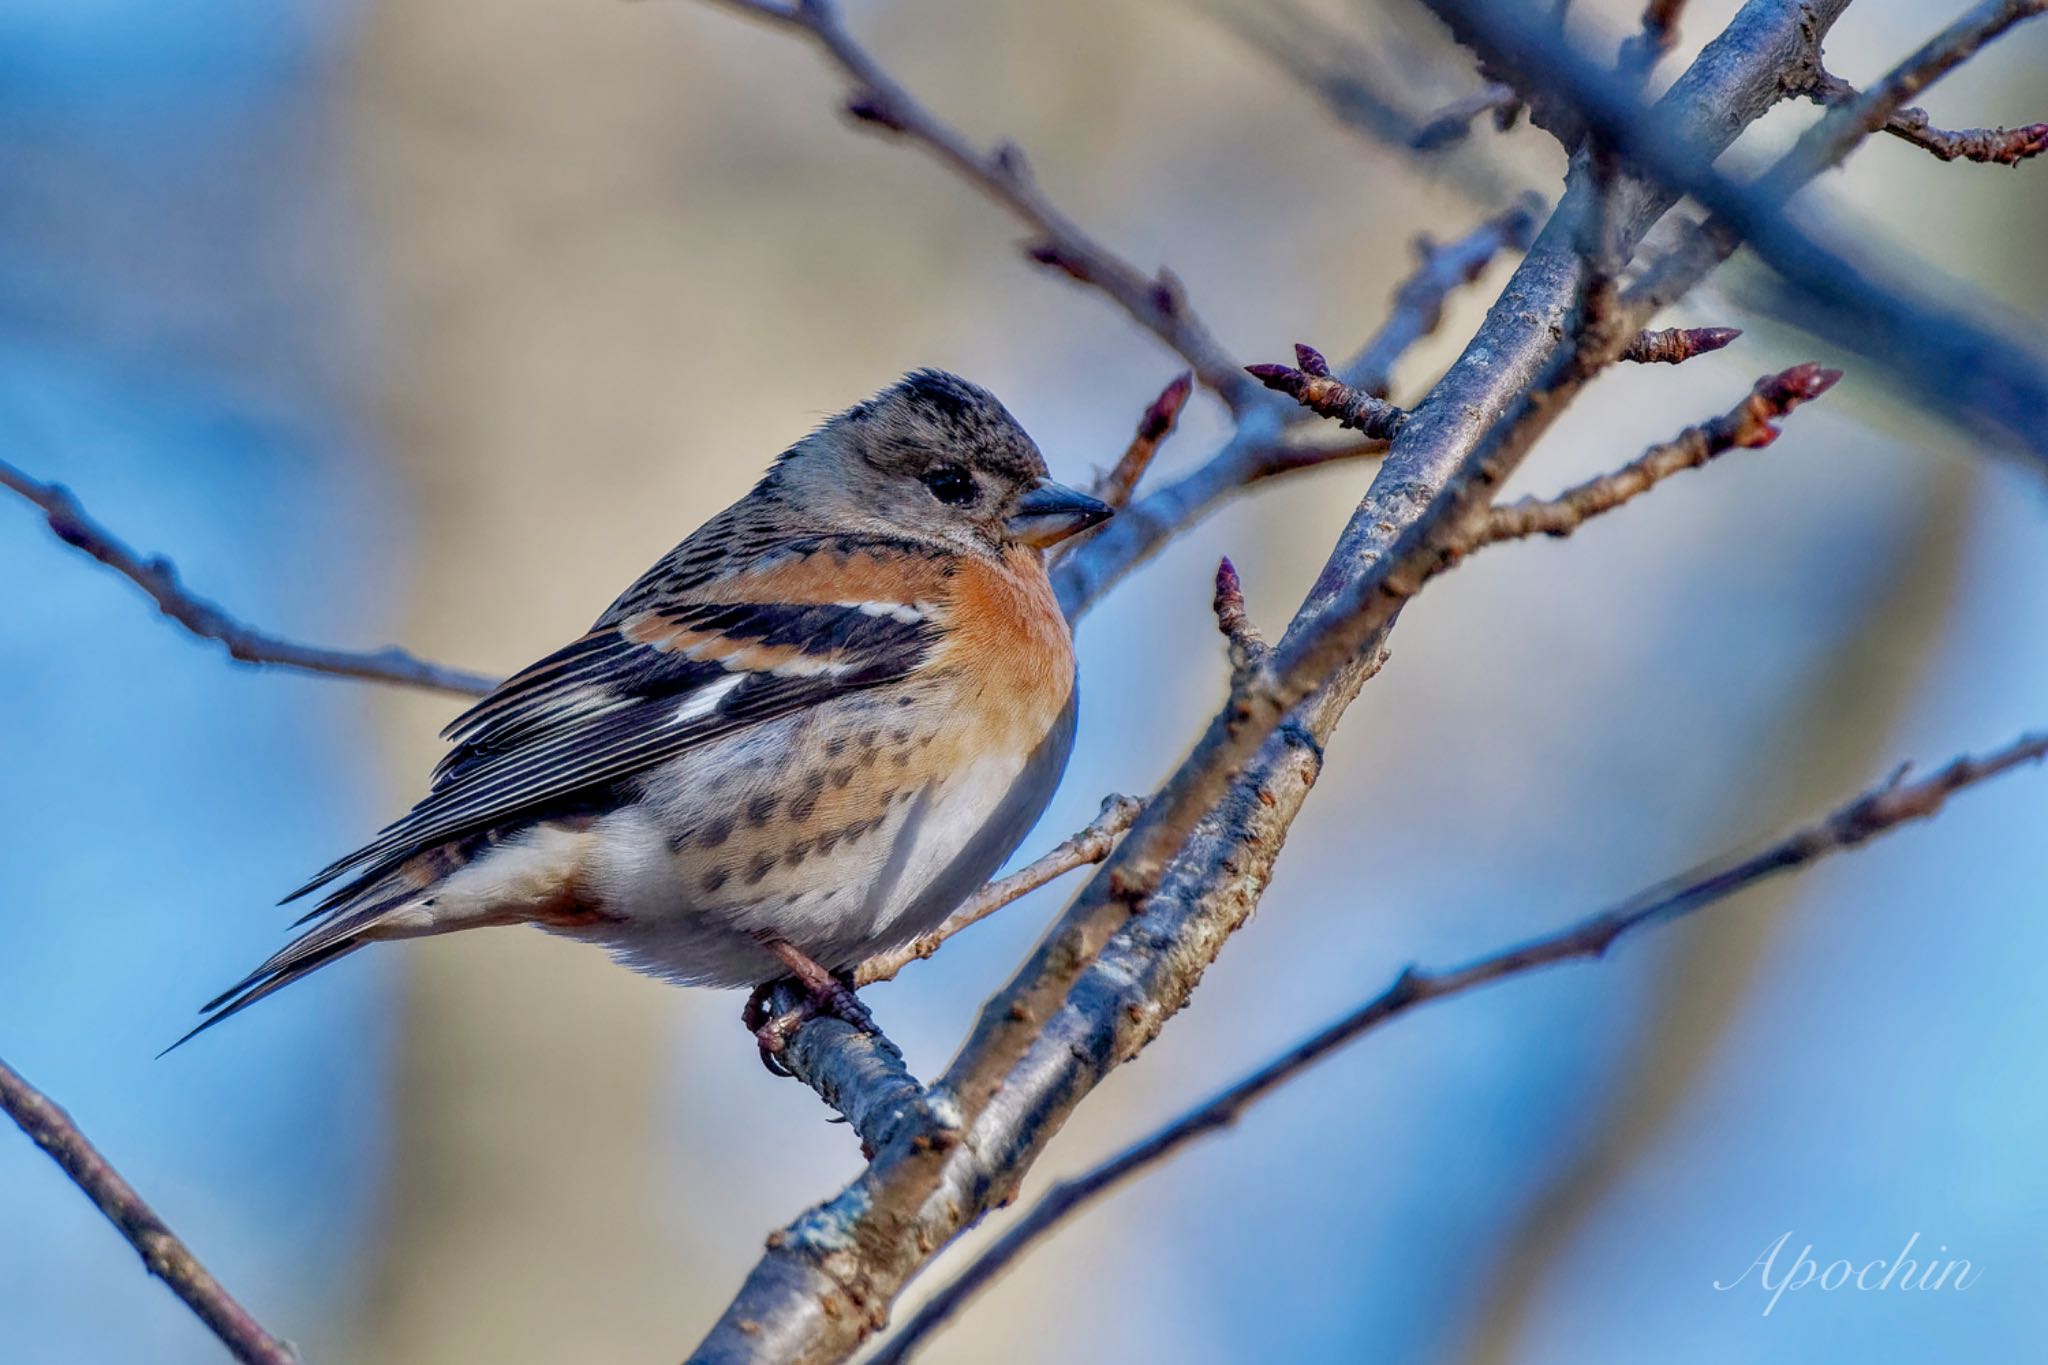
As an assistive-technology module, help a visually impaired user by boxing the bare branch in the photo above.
[855,795,1142,987]
[1410,84,1521,150]
[1,1057,298,1364]
[1090,374,1192,511]
[1336,196,1545,398]
[0,458,495,698]
[1423,0,2048,464]
[1477,362,1838,546]
[1769,0,2048,183]
[691,6,1864,1357]
[1799,68,2048,165]
[702,0,1260,413]
[875,729,2048,1362]
[1619,324,1742,364]
[1048,195,1539,621]
[1248,344,1408,439]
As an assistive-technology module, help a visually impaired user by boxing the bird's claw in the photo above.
[744,972,877,1078]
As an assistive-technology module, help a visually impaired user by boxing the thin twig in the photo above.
[1411,84,1521,150]
[1620,324,1742,364]
[1336,196,1545,398]
[0,458,495,698]
[1091,374,1192,511]
[855,795,1143,986]
[874,729,2048,1363]
[1765,1,2048,190]
[703,0,1259,413]
[1798,69,2048,165]
[1248,345,1407,438]
[0,1057,298,1364]
[1476,363,1838,546]
[1618,0,1689,79]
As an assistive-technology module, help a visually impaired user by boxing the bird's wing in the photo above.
[284,533,957,913]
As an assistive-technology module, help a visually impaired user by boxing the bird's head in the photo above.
[770,369,1111,556]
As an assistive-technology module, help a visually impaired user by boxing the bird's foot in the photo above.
[745,941,878,1077]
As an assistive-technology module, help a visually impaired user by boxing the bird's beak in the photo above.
[1005,478,1113,549]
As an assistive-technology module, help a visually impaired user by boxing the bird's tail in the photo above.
[166,821,597,1054]
[163,846,475,1055]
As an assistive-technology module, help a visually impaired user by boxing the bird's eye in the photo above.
[921,466,976,506]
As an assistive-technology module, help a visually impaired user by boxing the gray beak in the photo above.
[1005,478,1113,549]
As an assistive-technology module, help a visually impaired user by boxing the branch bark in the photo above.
[875,727,2048,1361]
[704,0,1262,414]
[1475,362,1838,546]
[0,458,495,698]
[1424,0,2048,465]
[688,3,1862,1358]
[0,1057,297,1365]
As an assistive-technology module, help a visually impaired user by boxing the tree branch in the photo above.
[1476,362,1838,546]
[0,1057,297,1364]
[702,0,1261,414]
[874,728,2048,1362]
[1410,84,1521,150]
[1248,344,1408,439]
[689,5,1861,1358]
[1424,0,2048,465]
[1334,197,1545,398]
[0,458,495,698]
[1088,375,1191,512]
[1798,68,2048,165]
[854,795,1143,987]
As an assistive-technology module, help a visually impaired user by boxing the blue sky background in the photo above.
[2,2,2044,1363]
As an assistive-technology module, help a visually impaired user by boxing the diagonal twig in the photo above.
[1424,0,2048,466]
[1,1057,298,1364]
[1089,374,1192,512]
[702,0,1261,413]
[855,795,1143,987]
[1797,68,2048,165]
[1475,362,1838,547]
[1249,344,1408,439]
[873,728,2048,1363]
[1335,197,1545,398]
[0,458,495,698]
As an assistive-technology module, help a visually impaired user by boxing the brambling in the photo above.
[178,370,1110,1062]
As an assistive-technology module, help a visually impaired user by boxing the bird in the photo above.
[174,370,1112,1064]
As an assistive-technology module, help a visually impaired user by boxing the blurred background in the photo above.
[2,0,2044,1361]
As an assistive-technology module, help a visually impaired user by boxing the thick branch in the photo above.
[689,5,1859,1359]
[1425,0,2048,465]
[875,728,2048,1361]
[704,0,1260,413]
[1,1057,297,1364]
[1477,362,1838,545]
[0,458,495,698]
